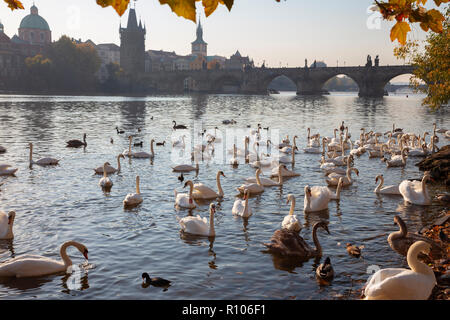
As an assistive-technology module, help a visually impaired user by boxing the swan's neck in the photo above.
[421,176,430,200]
[29,145,33,164]
[136,178,141,194]
[304,192,311,211]
[60,241,76,268]
[307,128,310,140]
[209,210,215,236]
[189,183,193,198]
[375,176,384,192]
[255,171,262,186]
[396,218,408,238]
[244,195,249,216]
[151,141,154,157]
[216,172,224,197]
[312,224,323,256]
[278,167,284,184]
[289,198,295,215]
[117,155,122,172]
[128,138,132,153]
[335,181,342,199]
[103,164,107,178]
[407,245,434,275]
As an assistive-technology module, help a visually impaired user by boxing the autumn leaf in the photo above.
[96,0,130,16]
[390,21,411,44]
[159,0,197,22]
[3,0,24,10]
[202,0,234,17]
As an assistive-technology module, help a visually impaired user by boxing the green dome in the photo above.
[19,7,50,31]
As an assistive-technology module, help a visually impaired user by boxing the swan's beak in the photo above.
[83,250,89,260]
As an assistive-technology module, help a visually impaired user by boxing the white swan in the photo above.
[237,168,265,195]
[275,146,297,164]
[0,241,89,278]
[281,194,301,232]
[386,147,409,168]
[0,164,18,176]
[99,162,113,190]
[280,136,299,154]
[328,177,344,200]
[133,139,155,158]
[122,136,134,157]
[0,211,15,239]
[363,241,436,300]
[246,165,284,186]
[229,144,239,166]
[304,185,331,212]
[172,135,186,148]
[178,203,216,237]
[94,154,124,174]
[270,164,300,178]
[326,167,359,187]
[374,175,401,195]
[193,171,225,200]
[172,159,199,173]
[123,176,143,207]
[399,173,432,205]
[323,155,353,176]
[232,189,252,218]
[29,143,59,166]
[175,180,196,209]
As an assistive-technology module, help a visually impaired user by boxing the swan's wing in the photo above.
[179,216,208,235]
[232,200,244,215]
[364,269,435,300]
[399,180,423,202]
[0,255,64,278]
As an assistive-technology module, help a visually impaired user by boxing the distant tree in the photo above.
[24,54,52,91]
[102,62,123,93]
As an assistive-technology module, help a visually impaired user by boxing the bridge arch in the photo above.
[321,73,360,93]
[212,75,243,93]
[261,73,298,93]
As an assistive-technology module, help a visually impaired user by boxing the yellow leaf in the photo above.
[390,21,411,45]
[203,0,219,17]
[159,0,197,22]
[96,0,130,16]
[4,0,24,10]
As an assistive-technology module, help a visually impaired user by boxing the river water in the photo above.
[0,92,448,300]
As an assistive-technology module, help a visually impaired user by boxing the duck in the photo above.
[388,216,444,259]
[156,141,165,146]
[0,164,18,176]
[232,189,252,218]
[173,121,188,130]
[281,194,301,232]
[263,221,330,259]
[123,176,143,208]
[175,180,196,209]
[94,154,124,174]
[116,126,125,134]
[346,243,364,258]
[133,139,155,158]
[66,133,87,148]
[110,137,114,144]
[28,143,59,166]
[178,173,184,183]
[0,241,89,278]
[237,168,265,195]
[133,141,143,147]
[141,272,171,287]
[122,136,134,158]
[316,257,334,283]
[0,146,6,153]
[374,174,401,195]
[178,203,216,237]
[304,185,332,212]
[399,172,432,205]
[362,241,436,300]
[99,162,113,190]
[0,211,15,240]
[193,171,225,200]
[245,164,284,187]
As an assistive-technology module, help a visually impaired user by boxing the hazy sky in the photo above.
[0,0,441,81]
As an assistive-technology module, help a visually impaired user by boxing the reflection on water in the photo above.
[0,93,448,300]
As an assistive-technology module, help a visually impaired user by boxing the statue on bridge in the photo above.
[366,55,372,67]
[305,59,308,68]
[313,60,317,68]
[375,55,379,67]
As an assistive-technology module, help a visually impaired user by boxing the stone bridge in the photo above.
[140,65,415,97]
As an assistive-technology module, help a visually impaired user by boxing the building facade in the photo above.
[120,8,146,76]
[96,43,120,81]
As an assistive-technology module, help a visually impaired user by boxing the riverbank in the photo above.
[416,145,450,186]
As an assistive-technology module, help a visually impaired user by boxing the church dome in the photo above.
[19,5,50,31]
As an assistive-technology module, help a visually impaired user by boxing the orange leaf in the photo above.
[4,0,24,10]
[96,0,130,16]
[390,21,411,45]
